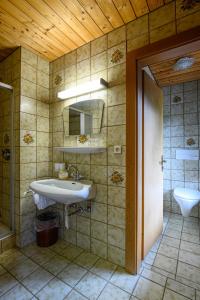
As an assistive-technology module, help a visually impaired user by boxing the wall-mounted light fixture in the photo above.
[57,78,108,100]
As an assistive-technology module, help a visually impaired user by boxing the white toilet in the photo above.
[173,188,200,217]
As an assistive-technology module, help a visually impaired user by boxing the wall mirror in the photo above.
[63,99,104,136]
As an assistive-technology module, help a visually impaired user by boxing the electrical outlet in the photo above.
[113,145,122,154]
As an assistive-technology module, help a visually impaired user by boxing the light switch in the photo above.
[114,145,122,154]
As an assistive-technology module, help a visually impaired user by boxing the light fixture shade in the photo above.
[58,78,108,100]
[173,57,195,71]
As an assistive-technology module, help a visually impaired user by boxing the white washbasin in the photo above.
[30,179,96,205]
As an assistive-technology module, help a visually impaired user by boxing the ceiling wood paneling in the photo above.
[0,0,168,62]
[149,50,200,86]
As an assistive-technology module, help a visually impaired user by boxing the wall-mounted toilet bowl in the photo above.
[173,188,200,217]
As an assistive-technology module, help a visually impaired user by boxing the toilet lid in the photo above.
[174,188,200,200]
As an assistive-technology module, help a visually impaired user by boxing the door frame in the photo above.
[126,26,200,274]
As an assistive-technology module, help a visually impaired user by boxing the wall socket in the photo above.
[113,145,122,154]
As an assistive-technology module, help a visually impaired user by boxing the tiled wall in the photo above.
[17,48,51,247]
[50,35,126,266]
[163,80,200,217]
[49,1,200,266]
[0,49,21,230]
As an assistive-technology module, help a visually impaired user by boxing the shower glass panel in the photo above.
[0,82,14,238]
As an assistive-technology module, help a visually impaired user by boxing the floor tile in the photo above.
[180,240,200,255]
[196,290,200,300]
[75,271,107,299]
[91,259,117,280]
[164,228,181,239]
[133,277,164,300]
[163,288,189,300]
[141,268,167,286]
[58,263,87,287]
[49,240,69,254]
[22,267,54,294]
[158,244,179,259]
[0,249,26,270]
[10,258,39,280]
[0,273,18,296]
[60,245,84,260]
[153,254,177,274]
[166,278,195,299]
[0,283,33,300]
[110,266,139,293]
[98,283,130,300]
[179,249,200,268]
[30,250,55,266]
[161,236,180,248]
[43,254,69,275]
[74,252,99,269]
[64,289,87,299]
[181,232,200,244]
[177,262,200,285]
[36,278,72,300]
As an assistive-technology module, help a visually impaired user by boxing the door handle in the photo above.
[159,156,166,171]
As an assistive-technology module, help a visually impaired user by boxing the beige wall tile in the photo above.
[108,26,126,49]
[150,22,176,43]
[20,147,36,163]
[91,238,107,259]
[91,35,107,57]
[77,43,90,62]
[37,70,49,88]
[64,50,77,67]
[21,96,36,115]
[91,51,107,74]
[21,62,36,83]
[108,186,126,208]
[91,220,107,242]
[149,2,175,30]
[177,10,200,33]
[21,79,36,99]
[37,116,49,132]
[108,225,125,249]
[108,245,125,266]
[20,112,36,131]
[127,34,149,52]
[127,15,148,40]
[21,47,37,69]
[108,206,125,229]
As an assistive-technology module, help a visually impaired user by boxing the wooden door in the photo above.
[142,71,163,258]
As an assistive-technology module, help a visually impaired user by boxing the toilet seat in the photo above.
[174,188,200,201]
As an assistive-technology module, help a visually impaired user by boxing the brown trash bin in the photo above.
[36,212,59,247]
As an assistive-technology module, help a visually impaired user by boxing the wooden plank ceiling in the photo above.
[0,0,168,62]
[149,50,200,86]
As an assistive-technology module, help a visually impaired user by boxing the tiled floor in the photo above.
[0,212,200,299]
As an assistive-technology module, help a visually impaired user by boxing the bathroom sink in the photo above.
[30,179,96,205]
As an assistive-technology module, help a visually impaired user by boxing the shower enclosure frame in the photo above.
[0,81,15,234]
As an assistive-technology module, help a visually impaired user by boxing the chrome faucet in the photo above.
[67,164,84,181]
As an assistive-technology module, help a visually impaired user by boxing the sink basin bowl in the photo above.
[30,179,96,205]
